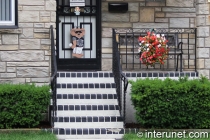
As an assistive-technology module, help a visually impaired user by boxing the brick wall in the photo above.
[0,0,56,85]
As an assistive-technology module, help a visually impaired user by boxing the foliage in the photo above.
[0,83,51,129]
[129,76,210,129]
[138,30,169,67]
[0,131,57,140]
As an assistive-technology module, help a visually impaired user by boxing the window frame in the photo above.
[0,0,18,29]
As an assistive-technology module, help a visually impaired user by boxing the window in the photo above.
[0,0,17,28]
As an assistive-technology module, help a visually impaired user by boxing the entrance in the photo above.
[56,0,101,70]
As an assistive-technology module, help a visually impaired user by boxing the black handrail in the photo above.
[50,25,57,127]
[112,29,128,125]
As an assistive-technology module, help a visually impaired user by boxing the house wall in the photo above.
[101,0,210,79]
[0,0,56,85]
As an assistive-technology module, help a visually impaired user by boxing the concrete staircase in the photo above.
[54,71,124,140]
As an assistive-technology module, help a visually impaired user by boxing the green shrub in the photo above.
[129,76,210,129]
[0,83,51,129]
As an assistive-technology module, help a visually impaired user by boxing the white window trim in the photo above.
[0,0,15,26]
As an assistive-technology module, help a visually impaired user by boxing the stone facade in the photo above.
[0,0,210,84]
[0,0,56,85]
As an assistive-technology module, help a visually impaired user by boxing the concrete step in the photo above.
[57,99,118,105]
[54,122,123,128]
[57,89,117,94]
[57,110,120,117]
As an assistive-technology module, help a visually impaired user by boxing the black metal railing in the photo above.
[114,28,197,72]
[112,29,128,125]
[50,25,57,127]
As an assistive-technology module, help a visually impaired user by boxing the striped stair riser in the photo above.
[57,105,120,111]
[50,128,125,135]
[57,83,116,89]
[57,78,114,83]
[56,110,121,116]
[54,116,123,123]
[57,72,113,78]
[57,94,117,99]
[57,89,117,94]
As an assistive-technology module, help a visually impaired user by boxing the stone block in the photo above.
[162,8,195,12]
[1,51,44,61]
[102,2,108,12]
[0,45,18,50]
[0,29,22,34]
[23,6,44,10]
[40,17,51,22]
[166,13,196,18]
[0,62,6,72]
[51,12,56,22]
[17,67,49,78]
[7,62,49,67]
[44,23,56,28]
[7,67,16,73]
[19,23,33,28]
[170,18,189,28]
[102,28,112,38]
[196,4,209,14]
[102,22,132,28]
[205,37,210,47]
[102,48,112,54]
[34,29,50,33]
[197,59,204,69]
[18,0,44,5]
[20,28,34,38]
[155,8,161,12]
[19,11,39,22]
[133,23,168,28]
[102,59,112,71]
[0,78,25,84]
[155,18,168,23]
[197,48,209,58]
[206,15,210,26]
[1,73,16,78]
[102,54,112,59]
[155,12,164,18]
[197,38,204,47]
[196,16,206,26]
[45,1,56,11]
[41,39,51,45]
[26,78,31,83]
[128,3,139,12]
[40,11,51,17]
[130,12,139,22]
[197,27,209,37]
[102,12,129,22]
[166,0,194,7]
[140,8,154,22]
[34,23,45,28]
[45,50,51,56]
[41,45,50,50]
[31,78,50,83]
[2,35,18,44]
[45,56,50,61]
[34,33,50,39]
[102,38,112,48]
[19,39,40,49]
[146,2,165,6]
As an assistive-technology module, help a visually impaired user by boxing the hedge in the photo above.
[129,76,210,129]
[0,83,51,129]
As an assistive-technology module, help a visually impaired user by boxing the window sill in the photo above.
[0,26,22,34]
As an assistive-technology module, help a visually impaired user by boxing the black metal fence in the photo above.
[50,25,57,127]
[113,28,197,72]
[112,29,128,126]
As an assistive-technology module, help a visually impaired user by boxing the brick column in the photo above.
[196,0,210,78]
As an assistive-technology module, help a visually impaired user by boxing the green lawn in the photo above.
[124,132,209,140]
[0,131,57,140]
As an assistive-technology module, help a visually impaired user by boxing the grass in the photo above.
[0,131,57,140]
[124,132,209,140]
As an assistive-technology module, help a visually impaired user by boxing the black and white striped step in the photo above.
[52,128,124,139]
[57,72,113,78]
[57,105,120,111]
[56,88,117,94]
[57,93,117,99]
[57,83,116,89]
[54,116,123,123]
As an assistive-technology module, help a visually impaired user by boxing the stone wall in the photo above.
[101,0,198,71]
[0,0,56,85]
